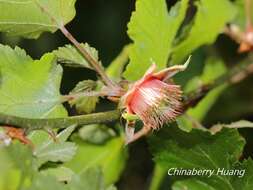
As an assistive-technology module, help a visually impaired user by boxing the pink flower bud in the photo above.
[122,63,183,130]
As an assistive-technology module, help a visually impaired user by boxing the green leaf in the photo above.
[28,167,115,190]
[78,124,116,144]
[68,167,105,190]
[69,80,99,114]
[0,0,77,39]
[27,174,68,190]
[177,58,227,132]
[233,0,253,29]
[53,43,99,70]
[65,136,128,186]
[106,44,131,80]
[232,159,253,190]
[40,166,75,183]
[171,0,237,64]
[172,179,216,190]
[34,125,77,166]
[124,0,189,80]
[0,142,35,190]
[149,126,245,190]
[172,159,253,190]
[0,45,67,118]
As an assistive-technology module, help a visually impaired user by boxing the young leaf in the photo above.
[171,0,237,64]
[69,80,99,114]
[124,0,189,80]
[0,0,77,39]
[0,45,67,118]
[53,43,99,70]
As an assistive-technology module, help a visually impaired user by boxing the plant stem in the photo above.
[59,26,118,89]
[0,110,120,130]
[35,1,118,89]
[246,0,252,29]
[149,164,166,190]
[0,59,253,131]
[183,58,253,110]
[62,91,107,102]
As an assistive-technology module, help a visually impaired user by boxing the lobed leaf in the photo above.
[171,0,237,64]
[124,0,189,80]
[0,0,77,39]
[0,45,67,118]
[149,126,246,190]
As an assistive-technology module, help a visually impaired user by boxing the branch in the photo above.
[183,58,253,111]
[246,0,252,29]
[59,26,119,89]
[35,1,119,90]
[0,110,120,130]
[0,59,252,132]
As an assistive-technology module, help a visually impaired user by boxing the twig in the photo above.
[0,110,120,130]
[62,91,107,102]
[59,26,119,89]
[183,59,253,111]
[246,0,252,29]
[0,58,253,137]
[35,0,119,89]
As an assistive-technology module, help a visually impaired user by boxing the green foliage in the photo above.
[53,43,99,70]
[149,126,248,189]
[0,0,252,189]
[65,136,128,185]
[0,0,77,39]
[172,159,253,190]
[0,142,34,190]
[34,125,77,166]
[234,0,253,28]
[78,124,116,144]
[171,0,237,64]
[177,58,227,132]
[69,80,99,114]
[186,58,227,121]
[106,45,132,80]
[28,167,114,190]
[0,45,67,118]
[124,0,189,80]
[40,166,75,182]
